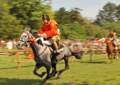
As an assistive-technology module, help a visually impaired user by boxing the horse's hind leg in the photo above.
[57,57,69,79]
[33,63,46,78]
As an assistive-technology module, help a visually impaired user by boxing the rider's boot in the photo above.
[53,42,60,54]
[114,46,118,52]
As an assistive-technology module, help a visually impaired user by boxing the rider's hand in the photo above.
[37,33,44,37]
[38,33,46,38]
[37,33,41,37]
[40,34,45,37]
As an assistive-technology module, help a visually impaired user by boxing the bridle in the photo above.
[19,30,48,57]
[25,32,31,40]
[19,31,34,45]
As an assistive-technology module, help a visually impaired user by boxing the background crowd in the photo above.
[0,37,110,54]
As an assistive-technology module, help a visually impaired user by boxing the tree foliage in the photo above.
[84,24,109,38]
[0,0,119,40]
[94,2,117,26]
[101,21,120,37]
[116,5,120,20]
[0,0,23,39]
[54,7,70,24]
[10,0,51,29]
[54,7,87,25]
[59,22,87,40]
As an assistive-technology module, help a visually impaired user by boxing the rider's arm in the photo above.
[38,26,44,34]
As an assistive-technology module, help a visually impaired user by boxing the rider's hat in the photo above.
[42,14,50,21]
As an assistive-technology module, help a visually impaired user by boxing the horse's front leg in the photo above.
[50,63,58,77]
[110,53,113,63]
[114,52,116,59]
[57,57,69,79]
[33,63,46,78]
[42,65,51,82]
[108,54,111,60]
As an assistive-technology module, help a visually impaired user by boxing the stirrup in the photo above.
[115,47,118,50]
[54,50,60,54]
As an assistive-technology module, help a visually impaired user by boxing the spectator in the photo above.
[1,39,5,50]
[12,39,17,49]
[6,40,13,50]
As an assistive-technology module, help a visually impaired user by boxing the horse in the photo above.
[16,28,83,82]
[105,37,119,63]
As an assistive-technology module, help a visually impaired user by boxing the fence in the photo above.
[0,48,108,69]
[0,50,34,69]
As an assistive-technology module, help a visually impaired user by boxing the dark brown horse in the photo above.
[105,37,119,63]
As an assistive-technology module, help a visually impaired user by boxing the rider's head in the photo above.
[110,29,113,34]
[42,14,50,24]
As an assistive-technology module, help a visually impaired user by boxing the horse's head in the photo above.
[16,28,34,49]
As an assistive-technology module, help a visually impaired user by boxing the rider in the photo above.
[38,14,61,54]
[107,29,118,50]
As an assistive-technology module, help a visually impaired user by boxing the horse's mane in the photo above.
[31,32,43,45]
[32,32,39,38]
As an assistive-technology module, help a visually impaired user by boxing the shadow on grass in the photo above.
[73,60,106,64]
[0,65,35,69]
[80,61,106,64]
[0,78,91,85]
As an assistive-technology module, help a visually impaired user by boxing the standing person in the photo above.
[38,14,61,54]
[1,39,5,50]
[6,40,13,50]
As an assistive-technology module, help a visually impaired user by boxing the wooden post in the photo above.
[90,49,93,62]
[16,52,21,69]
[71,56,74,64]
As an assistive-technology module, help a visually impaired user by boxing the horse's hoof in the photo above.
[40,72,46,78]
[42,79,46,83]
[57,75,61,79]
[42,72,46,75]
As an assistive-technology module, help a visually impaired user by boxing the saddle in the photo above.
[38,37,65,53]
[49,44,65,53]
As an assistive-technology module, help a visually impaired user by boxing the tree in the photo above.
[54,7,87,25]
[94,2,117,26]
[116,5,120,20]
[83,24,109,38]
[59,22,87,40]
[54,7,70,24]
[10,0,52,29]
[69,8,86,25]
[0,0,23,39]
[101,21,120,37]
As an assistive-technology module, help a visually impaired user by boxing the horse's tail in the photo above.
[71,49,84,59]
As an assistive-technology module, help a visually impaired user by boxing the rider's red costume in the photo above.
[38,19,60,38]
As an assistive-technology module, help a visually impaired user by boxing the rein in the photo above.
[21,31,48,57]
[37,45,48,57]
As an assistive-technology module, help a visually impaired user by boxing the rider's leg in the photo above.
[51,35,60,54]
[113,40,118,50]
[53,42,60,53]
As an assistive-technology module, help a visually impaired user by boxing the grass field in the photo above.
[0,49,120,85]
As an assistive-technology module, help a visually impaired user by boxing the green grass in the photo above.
[0,49,120,85]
